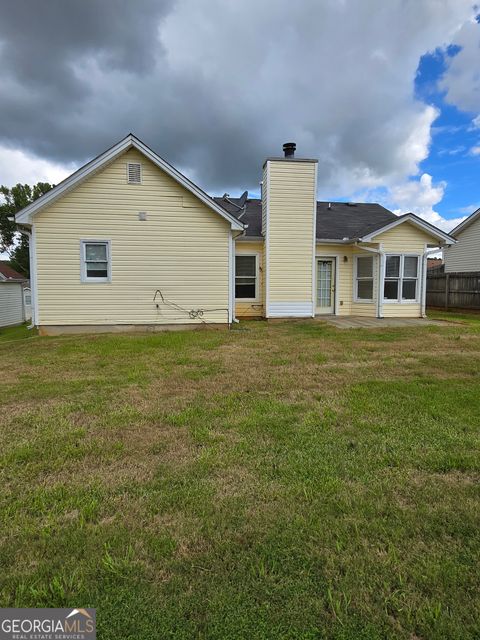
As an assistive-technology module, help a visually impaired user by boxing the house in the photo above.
[0,261,30,327]
[444,208,480,272]
[427,258,443,270]
[15,135,455,335]
[0,261,26,281]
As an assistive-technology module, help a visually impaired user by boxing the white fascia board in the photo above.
[15,134,244,231]
[360,213,456,245]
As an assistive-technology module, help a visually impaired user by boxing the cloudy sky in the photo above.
[1,0,480,231]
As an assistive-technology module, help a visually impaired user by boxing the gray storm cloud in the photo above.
[0,0,475,195]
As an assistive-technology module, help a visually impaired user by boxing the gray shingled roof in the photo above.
[213,197,263,236]
[213,197,396,240]
[316,201,396,239]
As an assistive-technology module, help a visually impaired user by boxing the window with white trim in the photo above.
[235,255,257,299]
[384,255,419,302]
[81,241,110,282]
[127,162,141,184]
[355,256,374,301]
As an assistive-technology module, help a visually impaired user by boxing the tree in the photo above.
[0,182,54,277]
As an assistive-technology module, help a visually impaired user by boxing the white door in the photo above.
[316,259,335,314]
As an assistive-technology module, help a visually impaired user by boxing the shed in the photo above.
[0,280,27,327]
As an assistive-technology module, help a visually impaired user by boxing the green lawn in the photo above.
[0,322,36,342]
[1,314,479,639]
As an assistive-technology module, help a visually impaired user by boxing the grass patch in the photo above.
[0,322,36,342]
[0,316,479,638]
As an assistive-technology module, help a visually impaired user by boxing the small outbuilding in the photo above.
[0,261,29,327]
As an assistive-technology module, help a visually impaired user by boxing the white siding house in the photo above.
[444,208,480,272]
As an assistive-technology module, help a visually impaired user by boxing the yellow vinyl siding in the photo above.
[35,149,230,326]
[373,222,437,318]
[444,215,480,272]
[235,241,264,317]
[373,223,434,252]
[266,160,316,316]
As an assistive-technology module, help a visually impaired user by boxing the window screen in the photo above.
[82,242,110,281]
[384,255,419,302]
[235,255,257,299]
[355,256,374,301]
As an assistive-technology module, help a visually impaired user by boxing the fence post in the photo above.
[445,273,450,311]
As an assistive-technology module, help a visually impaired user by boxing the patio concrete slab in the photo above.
[318,316,447,329]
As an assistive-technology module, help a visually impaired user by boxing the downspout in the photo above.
[421,247,442,318]
[355,243,385,318]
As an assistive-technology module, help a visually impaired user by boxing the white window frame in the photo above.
[80,240,111,283]
[235,253,259,301]
[383,254,420,303]
[354,255,375,303]
[126,162,142,184]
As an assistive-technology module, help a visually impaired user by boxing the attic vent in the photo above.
[127,162,141,184]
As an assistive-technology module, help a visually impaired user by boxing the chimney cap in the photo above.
[283,142,296,158]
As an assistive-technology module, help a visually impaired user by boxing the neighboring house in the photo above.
[15,134,455,335]
[0,263,29,327]
[444,208,480,272]
[0,261,26,281]
[427,258,443,270]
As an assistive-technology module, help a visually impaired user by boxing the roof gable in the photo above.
[361,213,455,245]
[15,134,243,230]
[450,207,480,237]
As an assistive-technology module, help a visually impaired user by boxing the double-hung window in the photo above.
[355,256,374,301]
[81,241,111,282]
[384,255,419,302]
[235,255,257,299]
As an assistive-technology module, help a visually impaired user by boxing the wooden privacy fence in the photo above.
[427,267,480,310]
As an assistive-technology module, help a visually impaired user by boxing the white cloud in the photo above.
[439,18,480,115]
[457,202,480,215]
[0,145,73,187]
[437,145,466,156]
[387,173,466,231]
[470,145,480,155]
